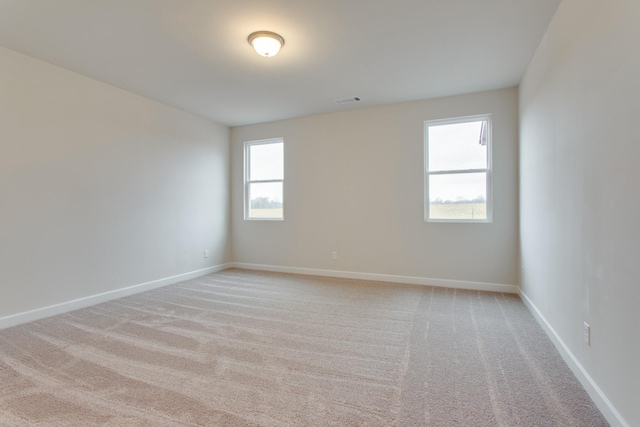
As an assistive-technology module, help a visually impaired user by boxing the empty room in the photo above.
[1,0,638,426]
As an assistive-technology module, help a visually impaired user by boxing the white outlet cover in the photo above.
[583,322,590,345]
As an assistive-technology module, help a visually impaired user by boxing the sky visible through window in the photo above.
[428,121,487,202]
[249,142,283,202]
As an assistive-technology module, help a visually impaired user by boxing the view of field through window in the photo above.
[246,140,284,219]
[427,117,489,221]
[249,208,284,218]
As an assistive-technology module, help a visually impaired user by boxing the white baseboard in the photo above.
[231,262,519,294]
[520,291,628,427]
[0,263,233,330]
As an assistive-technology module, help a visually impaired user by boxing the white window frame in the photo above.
[424,114,493,223]
[244,138,284,221]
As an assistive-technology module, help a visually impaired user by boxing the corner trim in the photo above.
[0,263,233,330]
[520,291,629,427]
[231,262,519,294]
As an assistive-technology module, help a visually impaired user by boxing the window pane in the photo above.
[428,120,487,171]
[429,172,487,220]
[250,142,283,181]
[249,182,283,219]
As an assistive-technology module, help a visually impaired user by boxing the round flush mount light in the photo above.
[248,31,284,57]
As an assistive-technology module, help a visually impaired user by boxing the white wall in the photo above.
[231,88,519,287]
[519,0,640,425]
[0,47,230,321]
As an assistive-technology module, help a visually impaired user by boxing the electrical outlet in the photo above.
[331,251,338,260]
[204,250,209,258]
[583,322,590,345]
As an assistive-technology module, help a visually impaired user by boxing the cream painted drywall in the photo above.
[231,88,519,286]
[0,47,230,320]
[520,0,640,425]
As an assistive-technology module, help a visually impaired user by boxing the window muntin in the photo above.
[245,139,284,220]
[425,115,492,222]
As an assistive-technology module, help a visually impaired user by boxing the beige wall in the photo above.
[520,0,640,425]
[231,88,519,286]
[0,47,231,320]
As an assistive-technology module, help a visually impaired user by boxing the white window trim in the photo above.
[424,114,493,223]
[244,137,284,221]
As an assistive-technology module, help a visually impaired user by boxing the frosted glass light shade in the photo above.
[248,31,284,57]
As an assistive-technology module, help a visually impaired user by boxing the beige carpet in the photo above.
[0,269,607,426]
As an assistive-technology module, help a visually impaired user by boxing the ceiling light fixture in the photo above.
[248,31,284,57]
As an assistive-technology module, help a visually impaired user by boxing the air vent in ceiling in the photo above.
[335,96,361,104]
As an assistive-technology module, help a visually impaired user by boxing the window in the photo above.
[244,138,284,220]
[424,115,492,222]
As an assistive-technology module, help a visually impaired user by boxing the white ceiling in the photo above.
[0,0,560,126]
